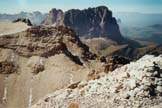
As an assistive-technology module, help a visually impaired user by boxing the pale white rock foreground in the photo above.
[32,55,162,108]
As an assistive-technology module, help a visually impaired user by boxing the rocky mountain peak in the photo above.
[43,6,124,43]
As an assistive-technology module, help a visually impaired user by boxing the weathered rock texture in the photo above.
[43,6,124,43]
[32,55,162,108]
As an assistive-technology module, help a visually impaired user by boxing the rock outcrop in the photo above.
[13,18,33,26]
[32,55,162,108]
[43,6,124,43]
[0,61,17,74]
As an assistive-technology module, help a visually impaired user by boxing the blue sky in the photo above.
[0,0,162,14]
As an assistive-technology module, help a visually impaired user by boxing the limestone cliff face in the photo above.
[43,6,124,43]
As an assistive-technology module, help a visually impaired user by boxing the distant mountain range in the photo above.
[0,9,161,45]
[0,11,47,25]
[114,12,162,44]
[114,12,162,27]
[118,24,162,44]
[0,7,125,44]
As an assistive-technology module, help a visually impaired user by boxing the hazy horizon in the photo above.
[0,0,162,14]
[1,9,162,15]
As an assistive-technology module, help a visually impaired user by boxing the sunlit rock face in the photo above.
[43,6,124,43]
